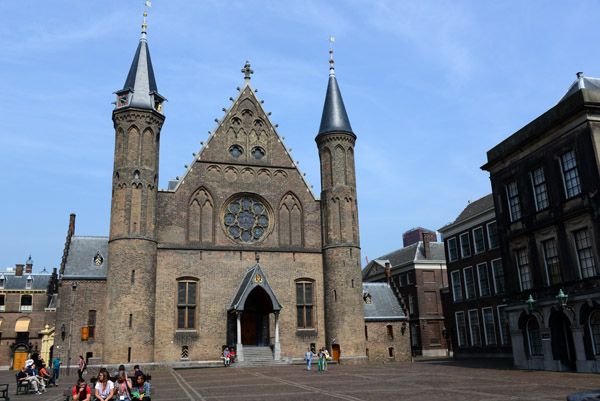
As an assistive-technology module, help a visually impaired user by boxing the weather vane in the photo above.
[329,36,335,70]
[142,1,151,35]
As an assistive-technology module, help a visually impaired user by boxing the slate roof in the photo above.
[558,74,600,104]
[439,194,494,231]
[116,35,165,110]
[363,241,445,278]
[318,69,353,135]
[227,262,282,312]
[0,272,52,290]
[363,283,406,321]
[62,236,108,279]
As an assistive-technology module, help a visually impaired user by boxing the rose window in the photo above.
[223,196,271,243]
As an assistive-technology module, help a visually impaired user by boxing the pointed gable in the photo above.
[228,261,282,312]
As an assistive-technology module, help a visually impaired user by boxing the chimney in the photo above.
[385,262,391,285]
[423,233,431,260]
[69,213,76,235]
[15,264,24,277]
[25,255,33,273]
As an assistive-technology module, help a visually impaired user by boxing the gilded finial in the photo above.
[242,61,254,82]
[329,36,335,70]
[141,1,151,36]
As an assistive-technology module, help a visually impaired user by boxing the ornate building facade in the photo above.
[54,21,370,365]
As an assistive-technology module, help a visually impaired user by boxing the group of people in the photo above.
[222,347,236,366]
[16,353,61,395]
[72,364,151,401]
[304,347,330,372]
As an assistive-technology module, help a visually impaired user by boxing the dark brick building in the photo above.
[53,18,385,366]
[403,227,437,248]
[438,194,512,359]
[481,73,600,373]
[363,238,449,356]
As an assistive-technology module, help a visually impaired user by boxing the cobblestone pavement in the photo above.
[1,358,598,401]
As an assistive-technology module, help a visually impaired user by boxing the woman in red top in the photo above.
[72,378,92,401]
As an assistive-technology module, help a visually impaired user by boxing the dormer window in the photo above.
[93,252,104,266]
[26,275,33,290]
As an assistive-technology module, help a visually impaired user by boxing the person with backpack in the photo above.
[77,356,86,380]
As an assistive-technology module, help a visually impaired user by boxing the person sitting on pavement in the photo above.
[72,378,92,401]
[114,370,133,401]
[94,368,115,401]
[132,374,151,401]
[133,365,144,377]
[223,347,231,366]
[17,366,44,394]
[230,349,236,363]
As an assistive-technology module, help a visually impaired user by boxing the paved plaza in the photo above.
[1,358,598,400]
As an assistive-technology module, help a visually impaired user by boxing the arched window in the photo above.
[589,311,600,355]
[296,280,314,329]
[526,317,542,356]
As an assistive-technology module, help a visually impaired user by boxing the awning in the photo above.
[227,261,282,313]
[15,319,31,332]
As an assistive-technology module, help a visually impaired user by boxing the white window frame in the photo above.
[482,307,497,346]
[447,237,458,262]
[497,305,510,346]
[472,226,485,254]
[506,181,521,222]
[573,229,598,279]
[463,267,475,299]
[530,166,549,211]
[455,311,467,347]
[451,270,462,302]
[0,294,4,312]
[491,258,505,294]
[516,248,532,291]
[560,149,582,199]
[589,310,600,355]
[476,263,490,297]
[468,309,481,346]
[459,232,471,258]
[487,221,499,249]
[542,239,562,286]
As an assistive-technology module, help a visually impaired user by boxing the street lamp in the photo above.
[525,294,544,324]
[67,282,77,376]
[556,289,568,308]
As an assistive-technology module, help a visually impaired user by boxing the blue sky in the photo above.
[1,1,599,271]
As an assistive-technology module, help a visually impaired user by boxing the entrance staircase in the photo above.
[234,346,290,367]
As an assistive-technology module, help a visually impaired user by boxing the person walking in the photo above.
[317,348,325,372]
[323,348,329,371]
[304,348,314,371]
[52,355,62,383]
[77,356,85,380]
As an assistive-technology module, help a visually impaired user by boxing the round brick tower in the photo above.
[104,17,166,364]
[316,61,366,363]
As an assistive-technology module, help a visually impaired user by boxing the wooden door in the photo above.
[13,352,28,370]
[332,344,340,362]
[241,312,257,345]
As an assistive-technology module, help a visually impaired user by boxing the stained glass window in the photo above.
[223,196,271,243]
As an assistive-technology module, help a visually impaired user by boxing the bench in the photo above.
[15,375,30,395]
[0,384,9,401]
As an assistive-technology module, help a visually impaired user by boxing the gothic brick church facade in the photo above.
[54,24,368,365]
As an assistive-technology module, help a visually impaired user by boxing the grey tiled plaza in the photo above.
[2,359,598,400]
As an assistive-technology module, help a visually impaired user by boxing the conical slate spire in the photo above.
[318,69,353,135]
[117,37,160,110]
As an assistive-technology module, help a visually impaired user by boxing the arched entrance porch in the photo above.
[227,257,282,362]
